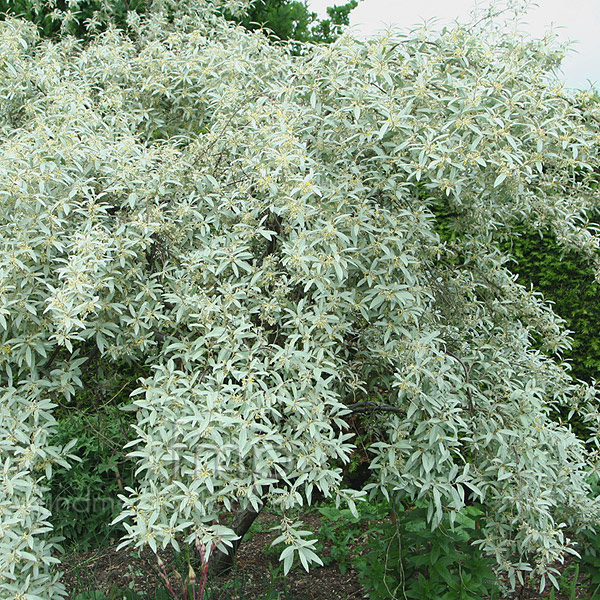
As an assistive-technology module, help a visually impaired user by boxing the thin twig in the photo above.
[348,401,404,415]
[42,346,61,371]
[201,91,262,162]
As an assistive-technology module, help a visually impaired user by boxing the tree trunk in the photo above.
[209,504,263,575]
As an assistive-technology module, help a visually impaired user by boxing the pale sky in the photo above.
[307,0,600,90]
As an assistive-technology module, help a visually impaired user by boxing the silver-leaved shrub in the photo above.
[2,0,600,597]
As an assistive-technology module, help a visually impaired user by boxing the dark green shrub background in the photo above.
[506,227,600,383]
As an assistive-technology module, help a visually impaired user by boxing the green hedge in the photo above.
[507,227,600,383]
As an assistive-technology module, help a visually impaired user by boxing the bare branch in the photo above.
[348,400,404,415]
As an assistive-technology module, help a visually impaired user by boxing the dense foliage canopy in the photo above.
[2,1,600,598]
[0,0,358,43]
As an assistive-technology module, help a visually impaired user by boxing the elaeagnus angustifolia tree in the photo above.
[0,0,358,44]
[2,0,600,597]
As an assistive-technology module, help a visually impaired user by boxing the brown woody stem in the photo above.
[209,504,263,576]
